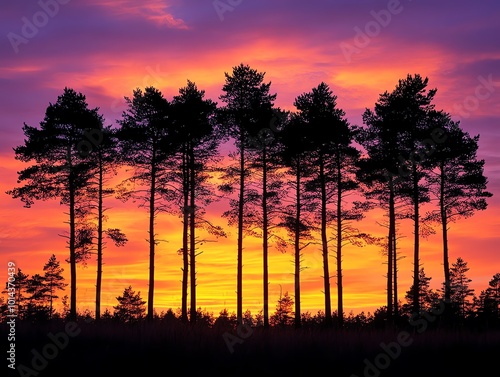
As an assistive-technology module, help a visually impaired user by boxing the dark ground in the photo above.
[4,320,499,377]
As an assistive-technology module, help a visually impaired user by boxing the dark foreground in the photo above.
[4,320,499,377]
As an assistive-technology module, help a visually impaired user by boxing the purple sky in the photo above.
[1,0,499,314]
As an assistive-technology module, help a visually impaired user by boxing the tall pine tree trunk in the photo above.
[336,156,344,327]
[262,146,269,328]
[189,147,197,323]
[147,161,156,321]
[181,150,189,322]
[387,176,395,322]
[69,169,77,321]
[237,133,245,325]
[49,282,53,319]
[440,163,451,303]
[319,154,332,326]
[294,157,301,328]
[95,154,103,320]
[393,220,398,320]
[412,165,420,315]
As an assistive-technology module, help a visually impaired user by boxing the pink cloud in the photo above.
[91,0,188,29]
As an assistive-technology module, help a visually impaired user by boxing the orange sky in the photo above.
[1,0,499,318]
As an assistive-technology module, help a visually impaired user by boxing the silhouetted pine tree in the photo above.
[447,257,475,319]
[170,80,225,323]
[358,74,438,318]
[116,86,175,321]
[485,273,500,320]
[294,82,355,326]
[113,286,146,323]
[25,273,50,320]
[0,297,7,322]
[403,267,439,316]
[278,114,316,328]
[386,75,438,316]
[270,291,294,327]
[245,108,287,328]
[3,269,29,319]
[77,124,128,320]
[42,254,67,319]
[426,113,492,304]
[356,130,400,322]
[6,88,101,320]
[218,63,277,325]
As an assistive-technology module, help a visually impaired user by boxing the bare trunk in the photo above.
[294,157,301,328]
[336,155,343,327]
[320,154,331,325]
[147,161,156,321]
[412,165,420,315]
[189,147,197,323]
[387,176,394,321]
[181,149,189,322]
[237,133,245,325]
[393,219,398,319]
[262,146,269,328]
[440,162,451,303]
[95,153,103,320]
[69,165,77,322]
[49,282,53,319]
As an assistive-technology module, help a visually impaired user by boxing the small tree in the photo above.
[101,308,114,321]
[483,273,500,320]
[60,295,70,319]
[25,274,50,321]
[42,254,67,318]
[190,307,215,327]
[113,286,146,323]
[214,308,236,329]
[403,267,439,316]
[447,257,475,319]
[0,297,8,323]
[254,309,264,327]
[3,269,29,319]
[270,291,294,327]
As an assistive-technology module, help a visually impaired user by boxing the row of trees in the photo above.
[102,261,500,328]
[3,255,499,328]
[6,63,492,327]
[110,286,297,327]
[404,259,500,323]
[2,255,67,321]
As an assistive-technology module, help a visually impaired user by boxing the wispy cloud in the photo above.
[92,0,188,29]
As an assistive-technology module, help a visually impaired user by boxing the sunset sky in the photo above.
[1,0,499,318]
